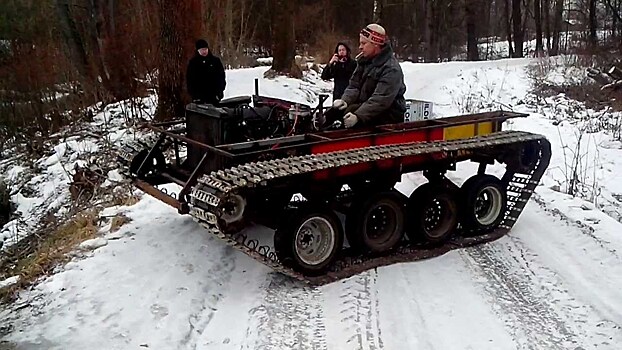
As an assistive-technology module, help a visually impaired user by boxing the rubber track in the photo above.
[145,131,552,285]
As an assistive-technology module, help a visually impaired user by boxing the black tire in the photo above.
[345,190,406,253]
[130,149,166,177]
[406,183,459,244]
[274,206,343,276]
[460,174,507,233]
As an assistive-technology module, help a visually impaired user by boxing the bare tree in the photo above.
[551,0,564,55]
[589,0,597,47]
[266,0,301,78]
[466,0,479,60]
[544,0,552,52]
[156,0,202,120]
[535,0,544,54]
[504,0,514,56]
[512,0,524,57]
[373,0,384,22]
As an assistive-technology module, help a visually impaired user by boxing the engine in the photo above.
[186,95,323,146]
[222,100,316,143]
[184,95,328,170]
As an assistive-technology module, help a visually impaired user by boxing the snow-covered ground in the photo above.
[2,56,622,349]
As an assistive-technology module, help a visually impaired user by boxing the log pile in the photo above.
[587,65,622,91]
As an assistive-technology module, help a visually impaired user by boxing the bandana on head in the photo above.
[360,25,386,45]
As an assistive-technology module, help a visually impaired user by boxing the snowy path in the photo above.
[2,194,622,349]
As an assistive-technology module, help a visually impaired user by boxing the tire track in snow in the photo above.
[525,198,622,326]
[180,245,237,350]
[532,194,622,262]
[462,241,583,350]
[245,274,328,350]
[336,269,384,350]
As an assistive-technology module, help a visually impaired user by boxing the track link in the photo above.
[185,130,551,285]
[116,134,161,177]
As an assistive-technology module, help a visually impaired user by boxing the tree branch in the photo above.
[603,0,622,23]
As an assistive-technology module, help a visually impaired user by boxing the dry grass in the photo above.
[111,186,141,207]
[0,185,142,304]
[0,209,100,303]
[110,214,132,232]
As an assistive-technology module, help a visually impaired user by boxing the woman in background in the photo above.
[321,42,357,101]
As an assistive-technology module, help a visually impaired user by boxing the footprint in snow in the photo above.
[150,304,169,320]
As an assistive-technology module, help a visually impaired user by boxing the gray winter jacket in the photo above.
[341,44,406,126]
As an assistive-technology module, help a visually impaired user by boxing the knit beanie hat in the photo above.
[360,24,387,45]
[195,39,209,50]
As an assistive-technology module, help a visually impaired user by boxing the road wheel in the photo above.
[345,190,406,253]
[274,206,343,275]
[460,174,507,233]
[406,183,459,244]
[505,141,539,173]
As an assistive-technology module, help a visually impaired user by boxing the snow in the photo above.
[256,57,273,65]
[78,238,108,251]
[461,31,611,61]
[0,276,19,290]
[223,66,333,107]
[2,54,622,349]
[0,94,158,249]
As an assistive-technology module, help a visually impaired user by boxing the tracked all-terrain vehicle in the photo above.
[117,84,551,285]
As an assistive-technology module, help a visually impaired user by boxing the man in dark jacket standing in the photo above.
[332,24,406,128]
[321,42,357,101]
[186,39,226,105]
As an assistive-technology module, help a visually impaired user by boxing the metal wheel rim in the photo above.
[422,197,453,238]
[365,204,398,244]
[474,186,503,225]
[221,194,246,224]
[295,216,336,266]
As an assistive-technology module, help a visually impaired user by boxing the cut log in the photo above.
[601,80,622,91]
[588,70,614,85]
[587,67,600,75]
[607,66,622,81]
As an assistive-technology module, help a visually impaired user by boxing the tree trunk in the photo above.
[423,0,431,61]
[611,0,620,38]
[225,0,234,53]
[156,0,202,121]
[410,0,427,61]
[425,0,438,61]
[544,0,551,51]
[92,0,117,101]
[617,0,621,38]
[551,0,564,55]
[535,0,544,54]
[373,0,384,22]
[504,0,514,57]
[512,0,523,57]
[589,0,597,48]
[466,0,479,60]
[266,0,301,78]
[56,1,91,80]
